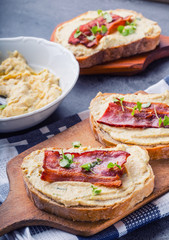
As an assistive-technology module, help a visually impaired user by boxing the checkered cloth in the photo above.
[1,78,169,240]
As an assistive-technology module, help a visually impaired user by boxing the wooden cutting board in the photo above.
[50,29,169,75]
[0,119,169,237]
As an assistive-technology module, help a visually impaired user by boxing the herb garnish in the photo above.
[72,141,81,148]
[142,102,151,108]
[97,9,112,23]
[107,162,122,170]
[113,97,124,111]
[117,19,137,36]
[81,158,102,172]
[154,106,169,127]
[74,27,82,38]
[131,101,142,116]
[59,150,74,168]
[0,104,7,110]
[91,185,102,195]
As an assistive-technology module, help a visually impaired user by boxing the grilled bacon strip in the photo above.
[97,101,169,128]
[41,150,130,187]
[68,14,133,48]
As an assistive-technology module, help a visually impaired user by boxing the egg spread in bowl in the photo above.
[0,51,62,118]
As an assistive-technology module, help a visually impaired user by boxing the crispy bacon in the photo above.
[68,14,133,48]
[97,101,169,128]
[41,150,130,187]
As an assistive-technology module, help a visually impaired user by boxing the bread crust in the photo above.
[90,92,169,160]
[51,10,161,68]
[23,165,154,222]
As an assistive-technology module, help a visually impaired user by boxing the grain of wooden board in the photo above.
[50,32,169,75]
[0,119,169,237]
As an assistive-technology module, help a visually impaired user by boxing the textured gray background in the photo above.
[1,0,169,239]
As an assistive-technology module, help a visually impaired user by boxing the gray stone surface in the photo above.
[1,0,169,239]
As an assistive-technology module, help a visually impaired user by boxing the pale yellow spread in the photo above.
[0,51,62,118]
[90,91,169,146]
[21,145,153,207]
[55,9,161,58]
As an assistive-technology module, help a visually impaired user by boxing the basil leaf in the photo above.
[142,102,151,108]
[0,104,6,110]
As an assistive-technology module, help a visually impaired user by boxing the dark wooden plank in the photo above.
[0,119,169,237]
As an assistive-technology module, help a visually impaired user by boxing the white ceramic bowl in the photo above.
[0,37,79,133]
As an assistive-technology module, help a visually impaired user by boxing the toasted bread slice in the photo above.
[21,146,154,222]
[90,91,169,160]
[52,9,161,68]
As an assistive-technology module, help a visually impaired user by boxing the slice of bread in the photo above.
[52,9,161,68]
[90,91,169,160]
[21,145,154,222]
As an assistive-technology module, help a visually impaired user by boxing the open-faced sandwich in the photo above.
[52,9,161,68]
[90,91,169,160]
[21,145,154,221]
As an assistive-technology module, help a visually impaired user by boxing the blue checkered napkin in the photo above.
[1,79,169,240]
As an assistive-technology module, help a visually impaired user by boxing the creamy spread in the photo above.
[21,145,153,207]
[55,10,161,58]
[90,91,169,146]
[0,51,62,118]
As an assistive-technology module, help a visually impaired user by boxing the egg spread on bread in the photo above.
[22,145,154,208]
[54,9,161,58]
[90,91,169,146]
[0,51,62,118]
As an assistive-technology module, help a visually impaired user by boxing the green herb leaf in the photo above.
[87,35,96,41]
[81,163,92,171]
[131,106,137,116]
[136,17,141,21]
[113,98,119,103]
[101,25,107,34]
[163,115,169,126]
[72,141,81,148]
[113,98,124,111]
[59,151,74,168]
[91,26,99,35]
[96,158,102,164]
[0,104,6,110]
[91,185,102,195]
[117,25,124,33]
[131,102,142,116]
[142,102,151,108]
[103,12,112,23]
[122,28,129,36]
[74,27,82,38]
[97,9,103,15]
[159,117,163,127]
[81,158,102,172]
[107,162,122,170]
